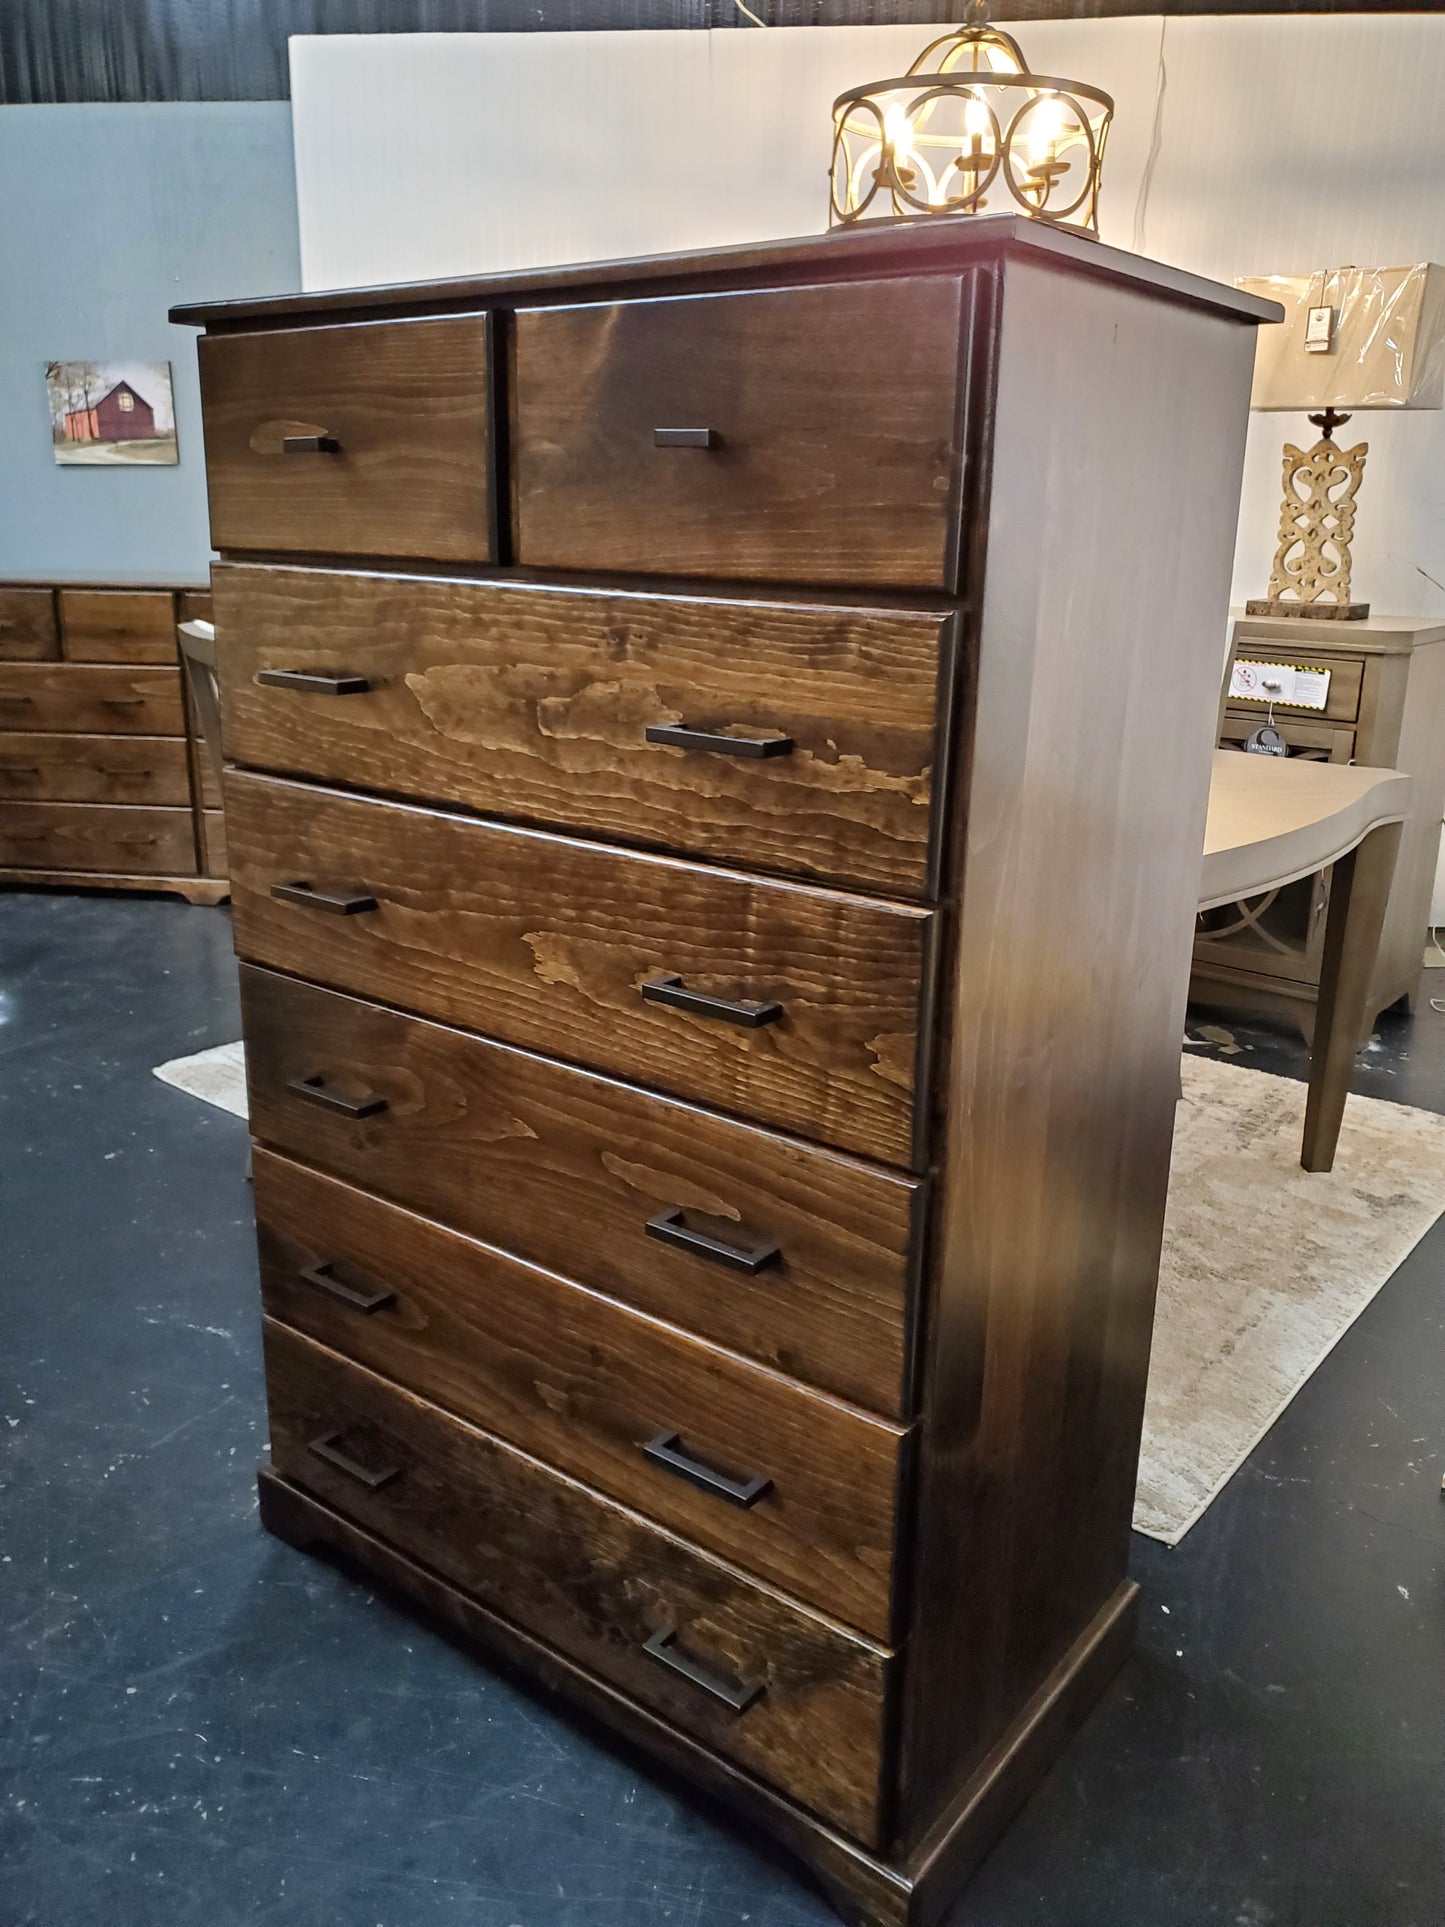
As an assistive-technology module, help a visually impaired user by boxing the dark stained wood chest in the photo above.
[174,216,1273,1926]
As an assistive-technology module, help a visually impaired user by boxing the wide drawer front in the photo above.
[241,968,919,1417]
[1228,651,1364,723]
[0,663,185,736]
[1218,712,1356,763]
[214,564,954,897]
[264,1321,893,1844]
[0,588,59,661]
[59,589,177,664]
[228,774,930,1165]
[256,1152,906,1639]
[0,801,195,875]
[198,316,494,562]
[513,277,967,591]
[0,733,191,805]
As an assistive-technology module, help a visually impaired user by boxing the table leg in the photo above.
[1301,820,1404,1173]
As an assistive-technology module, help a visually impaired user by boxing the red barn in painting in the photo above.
[63,380,156,444]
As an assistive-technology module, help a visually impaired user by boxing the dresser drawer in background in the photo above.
[263,1320,894,1844]
[198,316,495,562]
[1227,651,1364,723]
[1218,712,1356,762]
[241,967,919,1417]
[255,1152,906,1640]
[0,802,195,875]
[0,733,191,805]
[59,589,177,664]
[0,664,185,736]
[214,564,955,896]
[227,772,931,1166]
[513,277,968,591]
[0,589,59,661]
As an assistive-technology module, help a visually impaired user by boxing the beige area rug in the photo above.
[152,1041,1445,1547]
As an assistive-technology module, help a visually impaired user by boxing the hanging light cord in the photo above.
[1132,17,1168,253]
[734,0,767,23]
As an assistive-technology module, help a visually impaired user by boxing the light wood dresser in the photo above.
[174,220,1272,1926]
[0,581,227,900]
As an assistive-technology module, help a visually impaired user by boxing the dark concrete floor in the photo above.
[2,891,1441,1927]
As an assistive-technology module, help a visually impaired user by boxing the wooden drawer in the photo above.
[200,807,227,878]
[1227,651,1364,723]
[214,564,955,896]
[0,732,191,805]
[1219,711,1356,762]
[513,277,967,591]
[241,968,919,1417]
[0,588,58,661]
[255,1151,907,1639]
[177,590,213,624]
[0,801,195,875]
[198,316,494,562]
[59,589,176,664]
[228,773,931,1166]
[0,663,184,736]
[264,1320,893,1844]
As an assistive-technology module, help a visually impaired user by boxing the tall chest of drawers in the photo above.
[175,221,1272,1925]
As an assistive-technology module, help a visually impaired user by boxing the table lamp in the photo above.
[1239,263,1445,620]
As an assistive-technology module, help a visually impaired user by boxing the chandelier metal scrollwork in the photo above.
[829,5,1113,235]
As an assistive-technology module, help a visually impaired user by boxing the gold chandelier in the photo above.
[829,4,1113,235]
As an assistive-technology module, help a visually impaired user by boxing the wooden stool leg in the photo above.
[1301,820,1403,1173]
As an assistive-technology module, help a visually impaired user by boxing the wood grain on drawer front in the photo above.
[0,802,195,874]
[241,968,919,1418]
[227,773,931,1165]
[198,316,494,562]
[0,664,184,736]
[58,589,177,663]
[214,564,955,896]
[513,277,967,590]
[0,732,191,805]
[263,1321,893,1844]
[0,589,58,661]
[256,1152,906,1640]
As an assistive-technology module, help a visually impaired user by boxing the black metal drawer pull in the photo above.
[270,880,379,916]
[101,697,144,709]
[642,1629,764,1714]
[642,1431,772,1508]
[286,1074,388,1119]
[307,1431,401,1490]
[2,767,40,778]
[255,669,372,695]
[645,1208,780,1275]
[299,1261,396,1314]
[641,975,782,1029]
[282,434,340,455]
[653,427,717,449]
[645,723,794,760]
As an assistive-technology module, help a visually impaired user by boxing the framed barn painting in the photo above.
[45,360,179,466]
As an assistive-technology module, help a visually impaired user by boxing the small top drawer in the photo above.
[0,588,58,661]
[1227,650,1364,723]
[59,590,176,663]
[513,277,968,591]
[198,316,495,563]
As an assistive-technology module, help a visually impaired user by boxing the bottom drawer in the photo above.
[0,801,195,875]
[263,1320,893,1845]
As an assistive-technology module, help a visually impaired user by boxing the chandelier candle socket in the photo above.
[829,8,1112,233]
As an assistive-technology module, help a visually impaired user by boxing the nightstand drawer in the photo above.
[1219,712,1356,762]
[198,316,494,562]
[214,563,954,896]
[0,663,184,736]
[59,590,177,664]
[1227,652,1364,722]
[0,589,58,661]
[264,1320,893,1844]
[241,967,919,1417]
[227,773,932,1166]
[0,733,191,804]
[513,277,967,591]
[256,1152,907,1640]
[0,801,195,874]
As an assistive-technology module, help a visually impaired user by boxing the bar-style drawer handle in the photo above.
[0,696,33,706]
[101,698,145,709]
[645,723,794,760]
[653,427,718,449]
[100,766,151,778]
[641,1629,764,1715]
[299,1260,396,1314]
[307,1431,401,1490]
[1,767,40,778]
[642,1431,772,1508]
[641,975,782,1029]
[255,669,372,695]
[282,434,340,455]
[270,880,379,915]
[645,1208,780,1275]
[286,1074,388,1119]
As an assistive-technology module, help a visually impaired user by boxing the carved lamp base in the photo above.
[1253,409,1369,621]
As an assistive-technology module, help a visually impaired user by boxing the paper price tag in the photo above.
[1229,659,1332,710]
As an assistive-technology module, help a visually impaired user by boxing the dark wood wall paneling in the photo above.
[1,0,1426,104]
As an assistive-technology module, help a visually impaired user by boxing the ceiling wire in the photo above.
[733,0,768,23]
[1132,16,1168,255]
